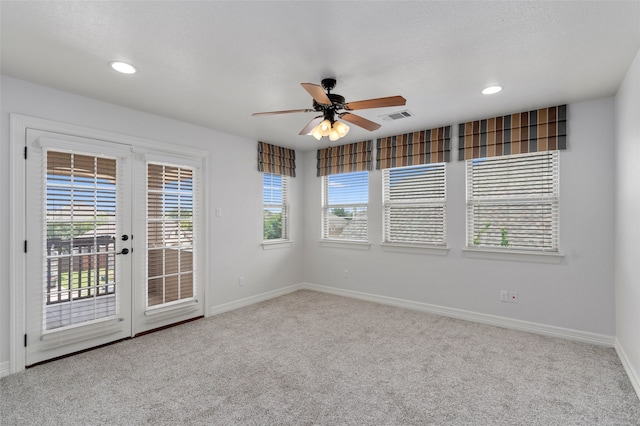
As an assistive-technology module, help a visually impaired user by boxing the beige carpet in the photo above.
[2,290,639,425]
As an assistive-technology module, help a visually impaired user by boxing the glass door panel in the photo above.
[45,152,119,330]
[146,164,195,307]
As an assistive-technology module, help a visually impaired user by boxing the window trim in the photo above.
[462,247,564,264]
[380,243,449,255]
[262,240,293,250]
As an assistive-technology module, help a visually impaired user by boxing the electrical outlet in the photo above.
[343,269,349,278]
[239,276,245,286]
[500,290,509,302]
[509,291,518,303]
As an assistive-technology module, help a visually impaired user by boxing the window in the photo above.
[466,151,559,252]
[383,163,446,246]
[263,173,288,241]
[322,171,368,241]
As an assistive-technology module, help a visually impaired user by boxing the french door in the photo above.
[24,129,203,366]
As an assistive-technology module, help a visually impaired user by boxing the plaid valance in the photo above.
[376,127,451,170]
[317,141,373,177]
[458,105,567,161]
[258,142,296,177]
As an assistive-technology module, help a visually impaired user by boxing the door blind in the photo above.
[147,163,195,307]
[44,151,118,330]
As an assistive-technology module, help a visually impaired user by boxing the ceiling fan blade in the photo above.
[340,113,381,131]
[345,95,406,110]
[252,109,314,116]
[301,83,332,105]
[299,116,323,135]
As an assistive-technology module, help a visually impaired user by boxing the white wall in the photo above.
[0,72,628,371]
[615,48,640,393]
[0,75,305,367]
[302,97,616,336]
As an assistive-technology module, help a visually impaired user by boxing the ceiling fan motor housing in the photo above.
[313,93,345,110]
[314,94,346,122]
[321,78,337,92]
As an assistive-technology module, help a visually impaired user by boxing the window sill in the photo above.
[462,247,564,264]
[318,240,371,250]
[262,240,292,250]
[380,243,449,256]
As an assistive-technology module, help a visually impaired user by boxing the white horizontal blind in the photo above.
[383,163,446,245]
[44,151,118,330]
[322,171,368,241]
[466,151,559,251]
[147,163,196,307]
[263,173,289,241]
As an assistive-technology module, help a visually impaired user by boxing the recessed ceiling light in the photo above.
[110,61,137,74]
[482,85,503,95]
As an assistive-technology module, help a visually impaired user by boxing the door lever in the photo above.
[116,248,130,255]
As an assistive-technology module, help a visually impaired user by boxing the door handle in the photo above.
[121,235,129,241]
[116,248,130,255]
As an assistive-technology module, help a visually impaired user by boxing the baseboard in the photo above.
[0,361,10,378]
[299,283,615,347]
[208,284,304,316]
[615,338,640,401]
[206,282,614,347]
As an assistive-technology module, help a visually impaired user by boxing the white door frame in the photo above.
[9,113,210,374]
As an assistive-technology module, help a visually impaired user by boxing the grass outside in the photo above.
[52,267,114,290]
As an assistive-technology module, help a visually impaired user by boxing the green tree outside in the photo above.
[331,207,353,218]
[263,212,282,240]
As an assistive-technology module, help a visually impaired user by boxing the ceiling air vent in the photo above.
[379,110,413,121]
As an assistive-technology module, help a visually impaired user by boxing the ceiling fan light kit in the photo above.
[310,117,350,141]
[253,78,406,142]
[333,121,350,137]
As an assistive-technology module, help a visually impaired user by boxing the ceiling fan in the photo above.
[252,78,406,141]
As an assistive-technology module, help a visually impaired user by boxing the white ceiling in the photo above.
[2,1,639,152]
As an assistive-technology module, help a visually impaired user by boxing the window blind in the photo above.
[322,171,368,241]
[466,151,559,251]
[383,164,446,245]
